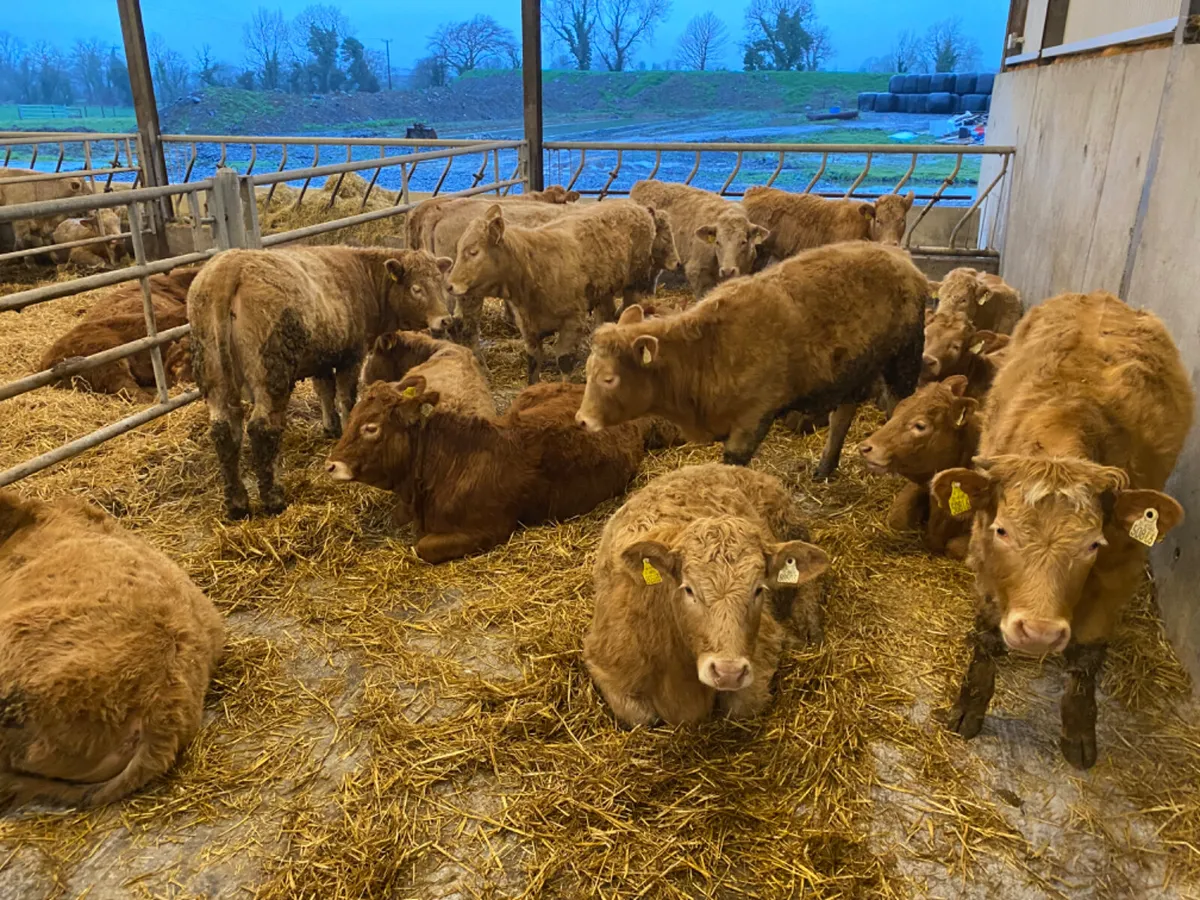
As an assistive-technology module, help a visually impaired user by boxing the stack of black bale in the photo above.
[858,73,995,115]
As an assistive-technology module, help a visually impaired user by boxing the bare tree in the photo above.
[428,15,519,76]
[596,0,671,72]
[149,33,192,101]
[544,0,599,71]
[72,38,108,103]
[742,0,830,72]
[887,29,922,73]
[921,18,981,73]
[243,7,287,90]
[676,11,729,71]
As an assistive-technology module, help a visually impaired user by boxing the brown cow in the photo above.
[576,241,929,477]
[361,329,496,419]
[84,269,199,320]
[0,168,94,254]
[189,247,455,519]
[584,463,828,726]
[628,180,768,299]
[858,376,981,559]
[921,311,1011,397]
[929,291,1193,769]
[405,185,580,255]
[933,268,1022,334]
[324,376,645,563]
[627,208,683,300]
[0,491,224,808]
[447,200,659,383]
[51,209,124,268]
[742,186,915,262]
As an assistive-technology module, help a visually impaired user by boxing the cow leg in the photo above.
[519,325,544,385]
[246,394,291,516]
[722,410,775,466]
[813,402,858,479]
[415,530,504,564]
[946,618,1005,739]
[457,292,485,348]
[1060,642,1107,770]
[552,317,586,380]
[591,293,618,325]
[205,388,249,520]
[313,375,341,438]
[334,366,359,429]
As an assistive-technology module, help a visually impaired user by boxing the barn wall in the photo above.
[1062,0,1181,45]
[991,44,1200,684]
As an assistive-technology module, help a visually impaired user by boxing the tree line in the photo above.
[0,2,984,106]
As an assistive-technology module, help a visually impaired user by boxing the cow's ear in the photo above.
[632,334,658,366]
[950,396,978,428]
[621,541,681,588]
[931,468,992,518]
[750,224,770,246]
[395,374,428,400]
[943,374,969,397]
[618,304,645,325]
[903,189,915,210]
[565,190,581,202]
[859,203,876,220]
[766,540,828,588]
[695,224,717,244]
[484,204,506,243]
[384,258,405,282]
[374,331,399,352]
[435,256,453,274]
[969,330,1008,356]
[1111,490,1184,545]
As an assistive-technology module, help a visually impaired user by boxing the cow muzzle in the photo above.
[857,439,891,473]
[1001,613,1071,655]
[574,410,603,432]
[325,459,353,481]
[428,315,454,337]
[718,266,739,279]
[698,654,752,691]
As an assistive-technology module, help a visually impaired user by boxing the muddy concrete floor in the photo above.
[0,288,1198,900]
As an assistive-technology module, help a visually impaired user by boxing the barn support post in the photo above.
[521,0,545,192]
[210,167,248,251]
[116,0,171,259]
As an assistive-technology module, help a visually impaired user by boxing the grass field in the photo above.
[0,105,136,133]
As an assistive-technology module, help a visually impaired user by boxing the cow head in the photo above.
[383,250,455,337]
[936,267,1020,316]
[361,329,441,386]
[858,376,977,480]
[325,377,439,491]
[872,191,915,245]
[695,210,769,282]
[650,209,682,274]
[447,204,509,298]
[621,519,827,691]
[577,305,663,431]
[921,309,973,382]
[931,458,1184,655]
[532,184,581,204]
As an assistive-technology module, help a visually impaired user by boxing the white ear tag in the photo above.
[1129,508,1159,546]
[970,340,985,354]
[641,346,652,365]
[777,557,800,585]
[419,403,435,419]
[955,408,967,427]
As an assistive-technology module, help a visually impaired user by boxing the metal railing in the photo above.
[544,140,1016,254]
[0,132,144,193]
[0,141,527,486]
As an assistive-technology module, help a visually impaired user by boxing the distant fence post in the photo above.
[521,0,544,192]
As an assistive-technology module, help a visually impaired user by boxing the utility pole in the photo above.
[521,0,544,191]
[381,38,393,90]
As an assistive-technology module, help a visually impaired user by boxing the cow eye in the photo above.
[1088,538,1106,553]
[682,585,696,601]
[361,422,381,438]
[950,344,961,354]
[469,248,480,258]
[602,374,618,388]
[994,525,1008,539]
[912,420,927,433]
[753,585,766,598]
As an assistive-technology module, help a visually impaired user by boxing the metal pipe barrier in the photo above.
[543,139,1016,254]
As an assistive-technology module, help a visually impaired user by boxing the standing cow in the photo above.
[931,291,1192,769]
[585,463,828,726]
[576,241,929,477]
[189,246,455,519]
[742,187,915,262]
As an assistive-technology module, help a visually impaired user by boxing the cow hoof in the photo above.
[226,501,251,521]
[721,451,753,467]
[812,466,839,482]
[1060,732,1097,769]
[260,489,288,517]
[946,702,985,740]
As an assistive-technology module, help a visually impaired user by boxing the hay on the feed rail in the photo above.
[1,263,1199,898]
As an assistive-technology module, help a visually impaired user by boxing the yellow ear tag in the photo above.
[705,232,716,244]
[419,403,435,419]
[777,557,800,585]
[977,294,989,305]
[948,482,972,516]
[1129,507,1159,546]
[955,408,967,427]
[641,558,662,585]
[401,386,417,399]
[641,346,652,365]
[970,340,985,354]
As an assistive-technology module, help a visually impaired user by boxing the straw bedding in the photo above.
[1,257,1199,899]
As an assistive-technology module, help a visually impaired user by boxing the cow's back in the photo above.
[520,417,644,523]
[981,292,1193,489]
[630,181,725,264]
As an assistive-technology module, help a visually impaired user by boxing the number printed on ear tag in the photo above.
[777,558,800,585]
[948,482,971,516]
[641,558,662,585]
[1129,508,1159,546]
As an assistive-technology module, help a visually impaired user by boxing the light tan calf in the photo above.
[0,491,223,808]
[361,329,496,419]
[51,209,123,268]
[585,463,827,726]
[742,186,915,261]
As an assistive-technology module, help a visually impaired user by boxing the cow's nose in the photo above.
[859,441,874,457]
[703,657,752,691]
[718,266,738,279]
[574,411,599,431]
[1003,615,1071,654]
[922,354,940,376]
[325,459,353,481]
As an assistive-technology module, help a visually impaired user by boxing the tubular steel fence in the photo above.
[544,140,1015,254]
[0,132,144,191]
[0,140,527,486]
